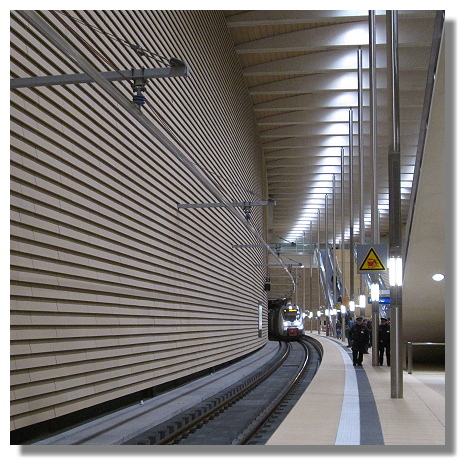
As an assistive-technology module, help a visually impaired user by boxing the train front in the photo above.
[280,304,305,338]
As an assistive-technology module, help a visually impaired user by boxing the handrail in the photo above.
[334,253,348,299]
[404,341,445,374]
[326,247,343,301]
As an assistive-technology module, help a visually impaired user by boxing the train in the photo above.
[268,301,305,340]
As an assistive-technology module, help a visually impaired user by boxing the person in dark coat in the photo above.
[366,318,372,350]
[349,317,370,366]
[346,315,355,347]
[378,317,391,366]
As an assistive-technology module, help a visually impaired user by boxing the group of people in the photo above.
[347,316,391,367]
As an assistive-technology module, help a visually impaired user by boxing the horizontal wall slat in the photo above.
[10,9,269,433]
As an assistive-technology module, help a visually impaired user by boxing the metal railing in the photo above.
[404,342,445,374]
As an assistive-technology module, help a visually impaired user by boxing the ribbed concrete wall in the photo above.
[10,10,269,432]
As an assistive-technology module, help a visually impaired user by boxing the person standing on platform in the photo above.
[336,320,342,339]
[349,317,370,366]
[378,317,391,366]
[346,313,354,347]
[363,318,372,354]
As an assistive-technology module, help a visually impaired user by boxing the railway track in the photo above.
[123,336,321,445]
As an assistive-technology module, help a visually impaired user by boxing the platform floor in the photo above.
[266,333,446,446]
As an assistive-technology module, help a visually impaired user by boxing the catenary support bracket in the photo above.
[10,66,189,89]
[177,200,274,209]
[177,200,275,221]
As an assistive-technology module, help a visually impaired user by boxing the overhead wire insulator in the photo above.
[131,70,147,110]
[242,203,252,221]
[133,92,146,107]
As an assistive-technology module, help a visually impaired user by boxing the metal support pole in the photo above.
[387,10,403,398]
[369,10,379,244]
[358,47,365,247]
[324,194,330,311]
[369,10,380,368]
[371,275,380,366]
[317,209,321,313]
[358,46,367,318]
[333,175,337,307]
[348,109,355,304]
[341,312,346,342]
[341,148,345,302]
[310,220,314,320]
[302,261,306,313]
[406,342,413,374]
[340,149,346,346]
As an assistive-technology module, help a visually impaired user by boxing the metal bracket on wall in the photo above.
[10,65,189,89]
[177,200,275,220]
[231,242,295,249]
[177,201,275,209]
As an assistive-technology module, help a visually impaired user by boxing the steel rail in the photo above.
[155,342,292,445]
[234,337,313,445]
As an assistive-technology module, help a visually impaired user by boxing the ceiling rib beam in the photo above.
[253,89,424,111]
[226,10,373,27]
[226,10,434,27]
[235,21,384,53]
[248,70,425,95]
[262,134,419,149]
[235,19,433,55]
[257,107,420,125]
[242,47,429,76]
[265,156,416,167]
[263,145,418,159]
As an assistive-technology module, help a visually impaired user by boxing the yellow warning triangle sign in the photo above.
[359,247,386,271]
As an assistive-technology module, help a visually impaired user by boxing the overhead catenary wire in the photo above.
[19,10,296,290]
[53,10,268,216]
[144,92,270,211]
[51,10,134,85]
[52,10,272,206]
[56,10,180,68]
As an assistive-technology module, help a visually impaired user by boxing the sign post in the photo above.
[357,244,388,366]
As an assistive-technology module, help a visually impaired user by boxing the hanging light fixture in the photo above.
[389,256,403,287]
[358,294,366,309]
[371,283,380,302]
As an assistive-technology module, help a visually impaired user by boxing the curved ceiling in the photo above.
[224,10,438,247]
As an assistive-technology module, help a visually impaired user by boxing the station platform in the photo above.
[266,332,446,446]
